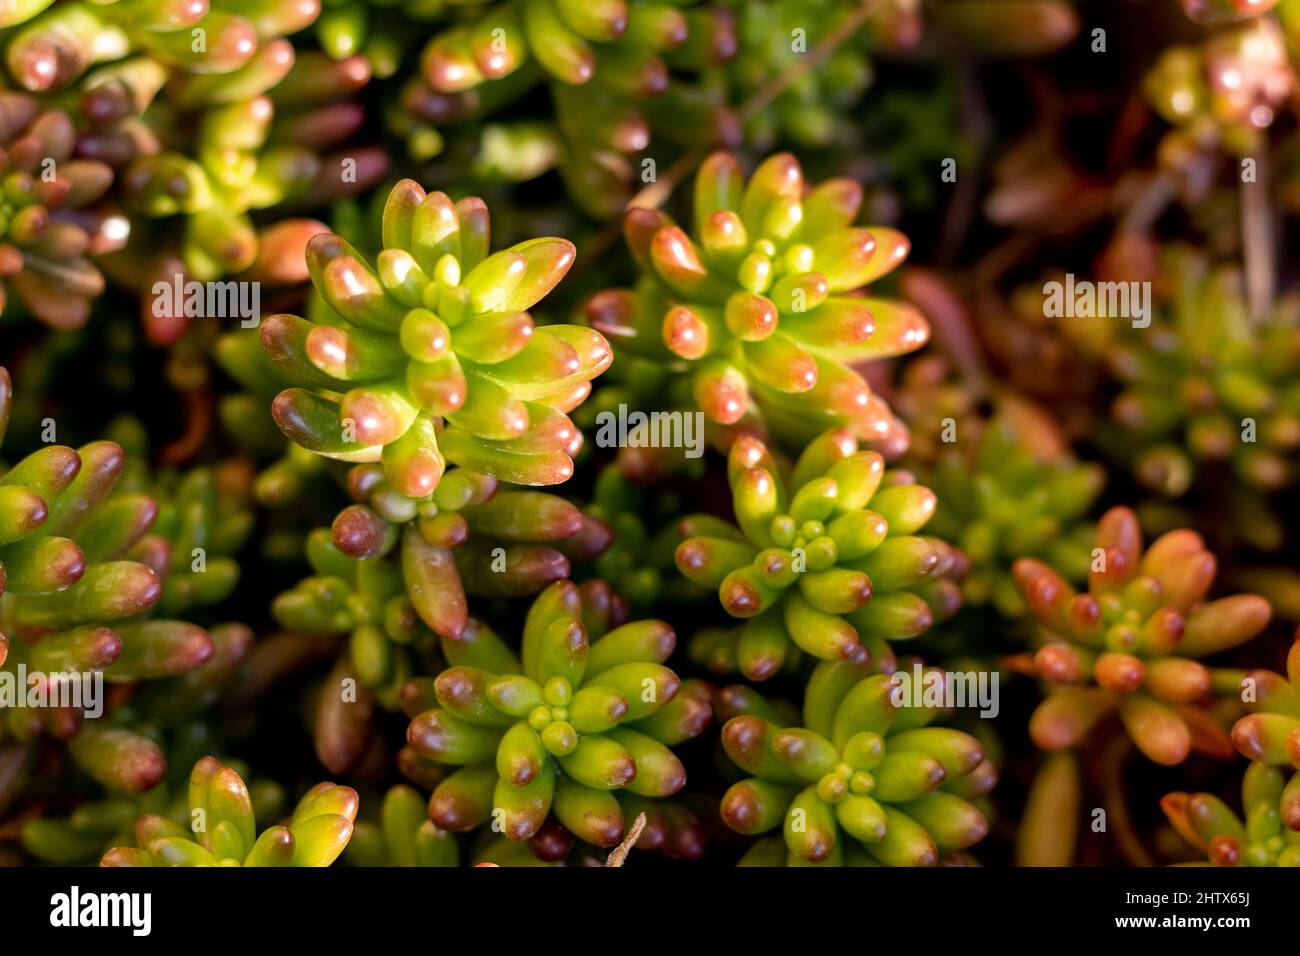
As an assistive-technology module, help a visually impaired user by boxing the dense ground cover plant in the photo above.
[1,0,1299,877]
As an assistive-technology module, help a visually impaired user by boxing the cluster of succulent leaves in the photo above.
[1161,761,1300,866]
[1010,506,1271,766]
[719,658,995,866]
[4,0,1300,874]
[1063,248,1300,502]
[677,427,961,681]
[101,756,357,867]
[406,580,711,848]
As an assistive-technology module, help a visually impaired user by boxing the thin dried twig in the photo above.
[604,812,647,867]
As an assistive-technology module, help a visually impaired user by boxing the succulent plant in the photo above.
[1232,630,1300,768]
[1068,250,1300,500]
[1144,18,1291,163]
[0,404,199,781]
[580,463,705,610]
[586,151,927,449]
[406,579,711,847]
[101,756,358,866]
[4,0,1299,884]
[1,0,321,93]
[923,415,1104,616]
[676,428,961,681]
[344,783,459,866]
[0,93,116,330]
[86,50,388,313]
[20,746,284,864]
[272,527,440,714]
[398,0,738,216]
[1010,505,1271,765]
[719,659,996,866]
[329,460,610,632]
[1161,761,1300,866]
[261,178,611,497]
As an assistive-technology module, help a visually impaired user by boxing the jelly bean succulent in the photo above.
[101,756,358,866]
[1072,250,1300,499]
[7,0,1300,883]
[0,93,116,330]
[1232,631,1300,769]
[1,0,321,93]
[344,783,459,866]
[328,460,610,636]
[403,0,738,217]
[21,747,283,864]
[1011,506,1272,765]
[586,151,927,448]
[262,177,612,499]
[1161,761,1300,866]
[92,49,388,297]
[0,376,213,761]
[676,428,961,681]
[719,659,996,866]
[406,580,711,848]
[1144,18,1291,163]
[923,415,1104,615]
[272,527,440,717]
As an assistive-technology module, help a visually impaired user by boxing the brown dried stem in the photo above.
[604,812,647,867]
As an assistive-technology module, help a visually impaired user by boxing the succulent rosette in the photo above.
[1161,761,1300,866]
[101,756,358,866]
[402,0,738,216]
[924,417,1104,615]
[21,749,284,864]
[586,152,927,449]
[1067,250,1300,501]
[1232,630,1300,769]
[719,659,996,866]
[1011,506,1272,765]
[0,371,225,791]
[0,92,117,330]
[87,51,388,324]
[405,580,711,848]
[261,178,611,500]
[677,429,961,681]
[2,0,320,93]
